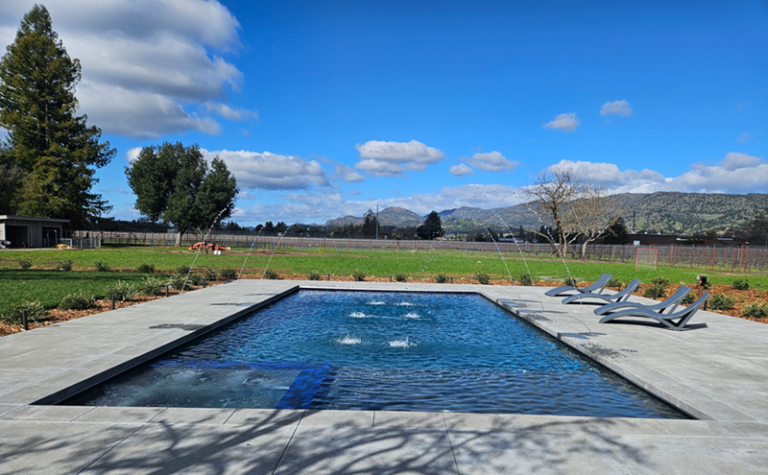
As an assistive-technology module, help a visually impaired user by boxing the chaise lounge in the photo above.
[594,285,692,316]
[561,279,641,305]
[598,292,710,331]
[545,273,613,297]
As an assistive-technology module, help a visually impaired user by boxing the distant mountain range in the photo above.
[322,192,768,235]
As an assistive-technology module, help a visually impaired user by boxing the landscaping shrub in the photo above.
[105,280,136,301]
[136,276,167,296]
[220,268,237,280]
[709,293,735,311]
[395,273,407,282]
[607,277,622,289]
[732,278,750,291]
[58,260,74,271]
[352,269,366,282]
[644,277,670,299]
[563,276,577,287]
[59,292,96,310]
[137,263,155,274]
[204,267,219,281]
[742,302,768,319]
[94,261,110,272]
[435,274,448,284]
[518,273,533,286]
[651,277,670,287]
[681,292,697,305]
[18,259,32,269]
[475,273,490,285]
[0,300,47,324]
[168,274,192,291]
[189,274,205,286]
[264,269,280,280]
[176,265,192,275]
[307,270,321,281]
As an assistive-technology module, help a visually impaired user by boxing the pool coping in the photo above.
[2,280,767,473]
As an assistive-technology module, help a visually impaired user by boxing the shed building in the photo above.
[0,216,70,248]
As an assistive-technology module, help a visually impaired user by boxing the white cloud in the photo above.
[334,164,366,182]
[737,133,752,143]
[543,113,580,132]
[206,102,257,122]
[201,149,330,190]
[450,164,475,177]
[464,151,520,172]
[354,140,445,177]
[348,188,362,196]
[125,147,143,163]
[600,100,633,117]
[547,153,767,194]
[0,0,247,138]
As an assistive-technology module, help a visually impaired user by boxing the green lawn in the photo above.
[1,246,765,318]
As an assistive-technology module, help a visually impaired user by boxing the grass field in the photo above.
[1,246,766,319]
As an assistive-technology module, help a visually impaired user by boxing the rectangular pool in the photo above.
[63,290,686,418]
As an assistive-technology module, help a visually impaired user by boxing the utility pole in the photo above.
[376,204,379,240]
[632,211,636,233]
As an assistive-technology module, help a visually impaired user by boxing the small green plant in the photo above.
[136,276,167,296]
[307,270,321,281]
[651,277,670,287]
[105,280,136,301]
[518,273,533,286]
[643,285,666,299]
[169,274,190,291]
[59,292,96,310]
[742,302,768,319]
[204,267,219,281]
[137,263,155,274]
[681,292,697,305]
[475,273,490,285]
[189,274,205,286]
[395,273,407,282]
[435,274,448,284]
[94,261,110,272]
[563,276,577,287]
[58,260,74,271]
[0,300,47,324]
[264,269,280,280]
[176,265,192,275]
[220,268,237,280]
[709,293,735,311]
[607,277,622,289]
[352,269,366,282]
[732,278,750,291]
[18,259,32,269]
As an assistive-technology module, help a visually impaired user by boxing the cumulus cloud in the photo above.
[543,113,580,132]
[354,140,445,177]
[125,147,143,163]
[463,151,520,172]
[334,164,366,183]
[0,0,248,138]
[201,149,330,190]
[546,152,767,194]
[600,100,633,117]
[450,164,475,177]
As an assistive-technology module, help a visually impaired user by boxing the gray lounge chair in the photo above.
[598,292,709,331]
[562,279,641,305]
[545,273,612,297]
[594,285,691,316]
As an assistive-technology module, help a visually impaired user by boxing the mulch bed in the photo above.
[2,276,765,338]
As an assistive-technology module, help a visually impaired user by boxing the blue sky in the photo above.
[1,0,766,225]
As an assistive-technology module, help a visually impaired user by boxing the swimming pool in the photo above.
[64,290,685,418]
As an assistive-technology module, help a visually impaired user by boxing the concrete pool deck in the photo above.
[0,280,766,474]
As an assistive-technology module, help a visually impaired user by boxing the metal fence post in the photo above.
[22,309,28,331]
[111,294,116,310]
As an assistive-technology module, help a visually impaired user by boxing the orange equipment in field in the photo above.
[188,242,225,251]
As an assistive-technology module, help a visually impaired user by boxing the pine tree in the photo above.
[417,211,444,240]
[0,5,114,226]
[603,217,630,244]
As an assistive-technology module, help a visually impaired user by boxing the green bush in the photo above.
[58,260,74,271]
[137,263,155,274]
[189,274,205,286]
[94,261,110,272]
[105,280,136,301]
[395,273,407,282]
[0,300,48,324]
[732,278,750,291]
[59,292,96,310]
[204,267,219,281]
[352,269,366,282]
[607,277,622,288]
[709,293,735,311]
[136,276,168,296]
[651,277,670,287]
[18,259,32,269]
[681,292,697,305]
[518,273,533,286]
[169,274,190,291]
[220,268,237,280]
[475,273,490,285]
[643,285,666,299]
[264,269,280,280]
[435,274,448,284]
[307,270,321,281]
[742,302,768,319]
[563,276,577,287]
[176,265,192,275]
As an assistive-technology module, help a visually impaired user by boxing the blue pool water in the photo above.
[65,290,685,418]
